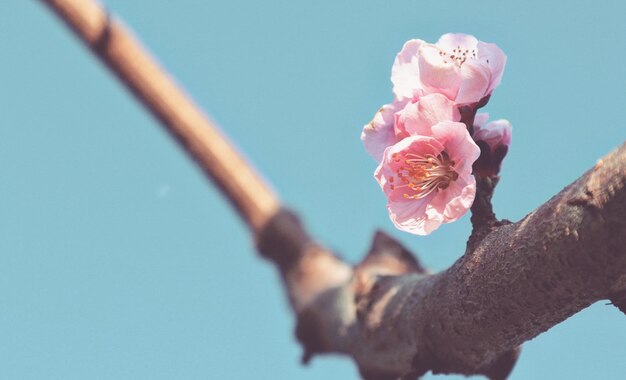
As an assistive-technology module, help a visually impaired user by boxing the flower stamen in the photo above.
[441,46,477,67]
[389,150,459,199]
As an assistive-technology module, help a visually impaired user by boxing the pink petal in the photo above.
[436,33,479,53]
[418,44,462,101]
[430,121,480,176]
[388,197,440,236]
[478,41,507,95]
[474,119,512,149]
[429,173,476,222]
[375,135,444,202]
[455,60,491,104]
[361,100,407,162]
[396,93,460,137]
[391,39,425,101]
[474,112,490,129]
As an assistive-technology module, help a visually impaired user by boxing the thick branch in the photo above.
[41,2,626,378]
[260,143,626,378]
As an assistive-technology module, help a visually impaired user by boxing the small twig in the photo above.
[40,0,280,234]
[467,175,510,251]
[471,175,498,226]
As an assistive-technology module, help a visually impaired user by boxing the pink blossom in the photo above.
[362,93,459,161]
[395,93,460,138]
[391,34,506,105]
[361,99,407,162]
[472,113,512,177]
[473,113,512,150]
[375,121,480,235]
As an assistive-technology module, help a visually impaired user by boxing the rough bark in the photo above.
[41,1,626,377]
[258,142,626,379]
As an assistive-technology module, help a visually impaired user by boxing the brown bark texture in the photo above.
[41,1,626,378]
[258,143,626,379]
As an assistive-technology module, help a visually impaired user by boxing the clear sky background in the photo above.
[1,1,625,379]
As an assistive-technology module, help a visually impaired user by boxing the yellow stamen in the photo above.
[388,149,459,199]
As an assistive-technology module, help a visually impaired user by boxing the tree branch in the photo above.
[40,0,279,234]
[258,143,626,378]
[41,1,626,378]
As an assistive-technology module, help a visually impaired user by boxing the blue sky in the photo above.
[1,1,625,379]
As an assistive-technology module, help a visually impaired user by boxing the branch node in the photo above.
[359,230,427,275]
[608,290,626,316]
[355,231,429,322]
[295,308,325,365]
[256,208,311,272]
[566,187,599,210]
[467,175,501,250]
[92,8,112,53]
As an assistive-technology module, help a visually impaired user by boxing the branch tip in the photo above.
[294,308,326,366]
[609,290,626,316]
[360,230,427,275]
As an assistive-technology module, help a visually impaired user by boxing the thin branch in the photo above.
[40,0,280,234]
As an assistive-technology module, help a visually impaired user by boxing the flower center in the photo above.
[439,45,477,66]
[389,150,459,200]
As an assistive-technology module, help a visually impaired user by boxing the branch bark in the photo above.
[41,1,626,378]
[258,143,626,379]
[40,0,279,234]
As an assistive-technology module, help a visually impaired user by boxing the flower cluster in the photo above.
[362,33,512,235]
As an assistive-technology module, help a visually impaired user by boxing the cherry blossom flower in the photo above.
[362,93,459,161]
[391,33,506,105]
[361,99,407,162]
[473,113,512,149]
[375,121,480,235]
[395,93,460,138]
[472,113,512,177]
